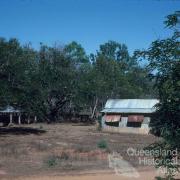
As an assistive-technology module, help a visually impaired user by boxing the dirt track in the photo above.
[12,172,156,180]
[3,168,159,180]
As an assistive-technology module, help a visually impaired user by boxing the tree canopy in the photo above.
[0,38,156,121]
[137,11,180,179]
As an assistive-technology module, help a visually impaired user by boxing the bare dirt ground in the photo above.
[5,170,158,180]
[0,123,178,180]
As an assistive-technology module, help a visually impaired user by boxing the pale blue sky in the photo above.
[0,0,179,54]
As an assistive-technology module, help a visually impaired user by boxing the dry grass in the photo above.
[0,123,159,179]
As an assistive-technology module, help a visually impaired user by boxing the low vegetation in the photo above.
[97,139,108,149]
[45,156,58,168]
[0,123,158,177]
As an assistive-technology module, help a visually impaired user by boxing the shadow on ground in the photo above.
[72,123,95,126]
[0,127,46,135]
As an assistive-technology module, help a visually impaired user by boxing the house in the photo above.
[101,99,159,134]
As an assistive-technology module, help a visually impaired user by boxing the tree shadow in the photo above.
[0,127,46,135]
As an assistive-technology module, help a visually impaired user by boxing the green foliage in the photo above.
[64,41,89,64]
[99,40,130,62]
[0,37,156,121]
[138,11,180,179]
[0,38,38,113]
[37,45,77,121]
[97,139,108,149]
[45,156,58,167]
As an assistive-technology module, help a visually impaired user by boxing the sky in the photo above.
[0,0,179,55]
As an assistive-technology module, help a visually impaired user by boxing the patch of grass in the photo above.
[30,141,49,151]
[0,143,27,158]
[97,139,108,149]
[60,151,70,160]
[39,125,43,129]
[44,152,72,168]
[45,156,58,167]
[73,145,92,153]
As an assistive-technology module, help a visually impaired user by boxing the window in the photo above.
[127,115,144,128]
[104,114,121,127]
[127,122,142,128]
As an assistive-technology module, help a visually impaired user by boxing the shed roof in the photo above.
[101,99,159,113]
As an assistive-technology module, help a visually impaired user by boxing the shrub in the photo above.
[97,139,108,149]
[45,156,58,167]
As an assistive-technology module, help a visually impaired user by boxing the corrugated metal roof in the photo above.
[0,106,20,113]
[101,99,159,113]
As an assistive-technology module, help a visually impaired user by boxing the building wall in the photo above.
[102,113,151,134]
[119,117,128,127]
[141,117,150,129]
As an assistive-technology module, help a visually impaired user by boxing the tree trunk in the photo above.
[27,116,30,124]
[18,115,21,125]
[34,116,37,123]
[91,98,98,119]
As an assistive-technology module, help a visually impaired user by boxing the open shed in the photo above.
[0,106,22,125]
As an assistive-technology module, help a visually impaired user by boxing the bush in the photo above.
[45,156,58,167]
[97,139,108,149]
